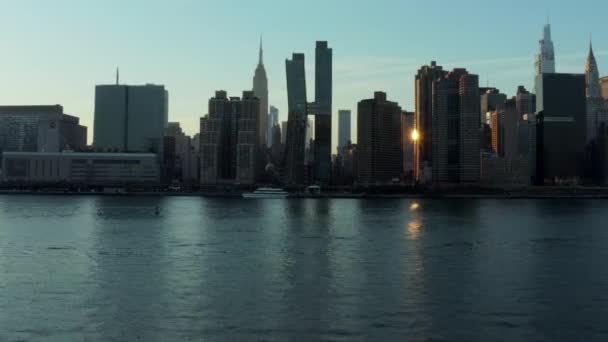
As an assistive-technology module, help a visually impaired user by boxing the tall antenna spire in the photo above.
[116,67,119,85]
[259,35,263,65]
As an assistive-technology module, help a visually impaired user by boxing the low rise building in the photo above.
[2,152,159,186]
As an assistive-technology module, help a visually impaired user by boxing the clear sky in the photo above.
[1,0,606,149]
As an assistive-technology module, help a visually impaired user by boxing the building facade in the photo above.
[0,105,87,155]
[402,111,415,178]
[94,84,168,153]
[415,61,447,182]
[481,88,507,125]
[432,69,481,183]
[284,53,308,184]
[283,41,333,185]
[357,92,402,185]
[164,122,197,184]
[533,73,587,185]
[338,109,351,148]
[267,105,279,147]
[2,152,159,185]
[313,41,333,183]
[199,91,259,186]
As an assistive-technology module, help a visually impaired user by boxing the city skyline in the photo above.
[1,1,608,151]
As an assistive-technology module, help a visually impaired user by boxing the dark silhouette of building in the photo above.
[270,124,283,165]
[357,92,402,185]
[284,53,308,184]
[432,69,481,183]
[415,61,447,182]
[313,41,333,183]
[253,37,268,149]
[402,111,415,179]
[199,91,259,185]
[481,88,507,124]
[284,41,333,185]
[532,73,587,185]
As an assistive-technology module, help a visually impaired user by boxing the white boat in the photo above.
[242,188,289,199]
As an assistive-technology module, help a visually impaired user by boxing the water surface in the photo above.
[1,195,607,341]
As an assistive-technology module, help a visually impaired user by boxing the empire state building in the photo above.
[253,38,269,148]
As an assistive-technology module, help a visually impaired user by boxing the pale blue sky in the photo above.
[1,0,606,147]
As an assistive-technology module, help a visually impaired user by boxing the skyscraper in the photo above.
[401,111,415,178]
[432,69,481,183]
[267,105,279,146]
[253,37,268,149]
[535,23,556,76]
[357,92,403,184]
[415,61,447,182]
[94,84,168,153]
[515,85,536,117]
[313,41,333,183]
[284,41,333,184]
[199,91,259,185]
[481,88,507,124]
[533,73,587,185]
[284,53,308,184]
[585,42,608,142]
[338,110,351,148]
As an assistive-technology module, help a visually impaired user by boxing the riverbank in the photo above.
[2,188,608,199]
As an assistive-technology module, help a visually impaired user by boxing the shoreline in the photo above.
[2,190,608,199]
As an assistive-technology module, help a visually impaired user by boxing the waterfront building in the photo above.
[338,110,351,149]
[94,83,168,153]
[284,53,308,184]
[0,105,87,155]
[432,69,481,183]
[199,91,259,186]
[313,41,333,183]
[402,111,415,179]
[253,38,269,149]
[2,152,159,186]
[533,73,587,185]
[480,152,530,187]
[357,92,402,185]
[414,61,447,182]
[284,41,333,184]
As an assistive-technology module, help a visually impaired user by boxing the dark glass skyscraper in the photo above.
[284,53,308,184]
[415,61,447,182]
[284,41,332,185]
[313,41,333,183]
[432,69,481,183]
[357,92,402,184]
[533,73,587,185]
